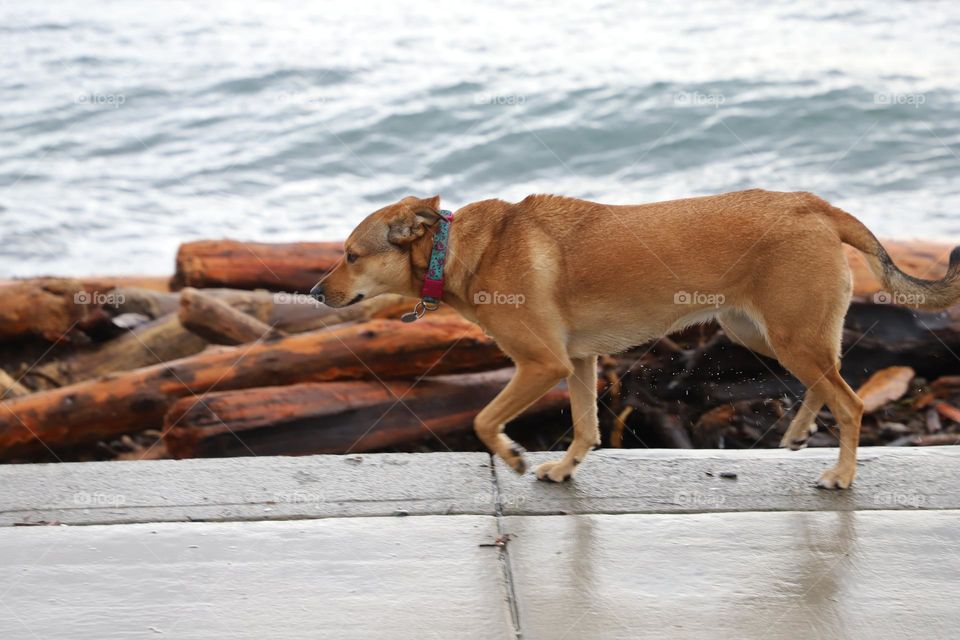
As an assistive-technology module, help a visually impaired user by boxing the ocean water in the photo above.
[1,0,959,276]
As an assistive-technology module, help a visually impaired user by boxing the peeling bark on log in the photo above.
[171,239,343,292]
[163,369,567,458]
[178,288,284,345]
[0,316,509,460]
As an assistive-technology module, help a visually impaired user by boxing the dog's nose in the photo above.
[309,283,325,302]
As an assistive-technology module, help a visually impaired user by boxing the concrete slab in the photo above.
[0,515,513,640]
[495,447,960,515]
[3,449,959,639]
[0,453,495,526]
[505,510,960,640]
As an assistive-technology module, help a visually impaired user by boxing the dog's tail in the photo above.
[824,200,960,309]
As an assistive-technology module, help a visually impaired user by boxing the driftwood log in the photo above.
[2,238,958,462]
[0,279,107,342]
[27,289,313,388]
[171,239,342,292]
[106,287,411,333]
[77,276,170,293]
[178,288,284,345]
[28,314,207,389]
[0,277,174,343]
[0,276,170,294]
[15,291,417,390]
[162,369,569,458]
[0,316,509,460]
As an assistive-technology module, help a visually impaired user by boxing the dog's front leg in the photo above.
[474,360,573,474]
[534,355,600,482]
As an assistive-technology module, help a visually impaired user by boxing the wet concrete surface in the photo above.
[0,452,495,526]
[495,447,960,514]
[2,448,959,639]
[0,516,512,640]
[506,510,960,640]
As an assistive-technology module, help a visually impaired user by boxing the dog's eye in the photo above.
[346,251,358,264]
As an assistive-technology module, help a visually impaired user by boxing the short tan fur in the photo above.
[315,190,960,488]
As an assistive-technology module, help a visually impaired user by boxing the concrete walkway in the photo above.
[1,447,958,639]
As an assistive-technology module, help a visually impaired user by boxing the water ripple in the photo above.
[1,0,958,276]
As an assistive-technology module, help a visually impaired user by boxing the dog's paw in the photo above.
[501,443,527,475]
[535,459,576,483]
[780,423,818,451]
[815,465,855,490]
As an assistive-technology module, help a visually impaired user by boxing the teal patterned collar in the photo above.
[401,209,454,323]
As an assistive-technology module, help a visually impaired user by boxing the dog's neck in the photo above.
[408,221,466,306]
[407,199,507,319]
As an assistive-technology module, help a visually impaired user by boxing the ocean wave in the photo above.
[1,0,958,276]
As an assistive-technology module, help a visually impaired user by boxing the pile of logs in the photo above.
[0,238,958,463]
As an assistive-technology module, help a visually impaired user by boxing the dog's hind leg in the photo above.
[718,310,825,450]
[752,271,863,488]
[772,345,862,488]
[534,355,599,482]
[779,389,823,450]
[474,358,573,475]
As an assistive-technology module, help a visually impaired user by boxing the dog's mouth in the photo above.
[345,293,365,306]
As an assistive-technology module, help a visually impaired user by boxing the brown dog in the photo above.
[312,190,960,489]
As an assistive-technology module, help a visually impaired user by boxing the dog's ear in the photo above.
[387,195,443,246]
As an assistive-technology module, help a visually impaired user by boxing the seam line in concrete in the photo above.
[0,496,449,518]
[490,455,524,639]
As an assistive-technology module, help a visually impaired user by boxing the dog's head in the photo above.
[310,195,443,307]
